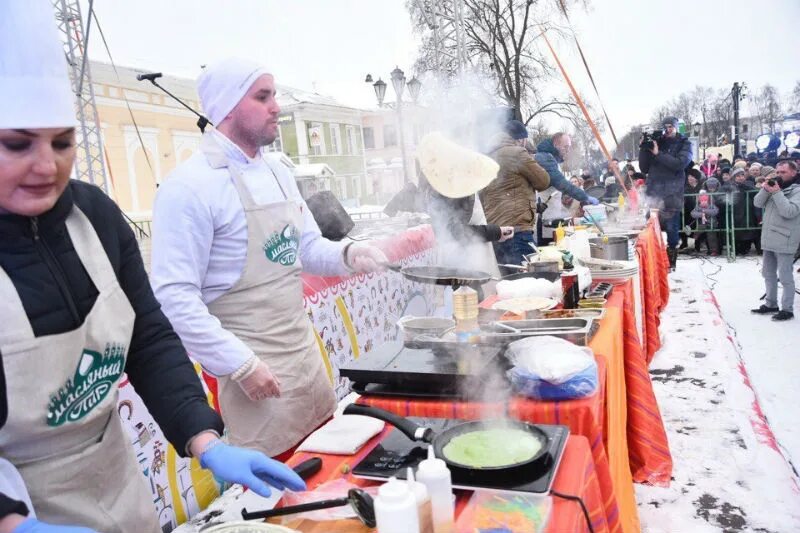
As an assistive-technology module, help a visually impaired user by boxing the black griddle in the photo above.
[340,340,507,398]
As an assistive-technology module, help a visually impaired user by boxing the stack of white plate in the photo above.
[588,259,639,279]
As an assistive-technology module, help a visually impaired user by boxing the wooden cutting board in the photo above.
[267,517,374,532]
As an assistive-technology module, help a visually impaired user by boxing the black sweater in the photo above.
[0,180,223,518]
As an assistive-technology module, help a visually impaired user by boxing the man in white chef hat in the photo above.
[0,2,307,532]
[151,58,388,459]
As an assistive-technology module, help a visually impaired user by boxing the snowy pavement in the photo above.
[635,254,800,532]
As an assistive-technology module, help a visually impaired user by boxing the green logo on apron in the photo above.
[264,224,300,265]
[47,343,126,427]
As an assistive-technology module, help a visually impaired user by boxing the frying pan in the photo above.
[344,404,550,484]
[386,264,497,286]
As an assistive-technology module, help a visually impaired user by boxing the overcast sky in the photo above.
[84,0,799,143]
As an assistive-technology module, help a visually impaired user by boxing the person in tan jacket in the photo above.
[480,120,550,270]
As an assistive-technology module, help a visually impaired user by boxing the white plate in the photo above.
[492,297,559,314]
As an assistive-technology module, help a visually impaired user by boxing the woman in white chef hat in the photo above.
[0,2,305,532]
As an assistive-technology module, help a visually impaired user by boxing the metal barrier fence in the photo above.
[679,189,763,262]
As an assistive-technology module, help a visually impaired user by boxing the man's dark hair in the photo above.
[777,160,798,172]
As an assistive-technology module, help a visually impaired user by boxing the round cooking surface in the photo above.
[401,266,492,281]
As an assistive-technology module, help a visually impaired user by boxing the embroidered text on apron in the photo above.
[0,207,159,532]
[203,135,336,457]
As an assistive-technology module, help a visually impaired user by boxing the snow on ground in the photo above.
[635,254,800,532]
[705,254,800,472]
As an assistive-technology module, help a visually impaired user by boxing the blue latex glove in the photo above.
[585,197,600,205]
[13,518,98,533]
[200,443,306,497]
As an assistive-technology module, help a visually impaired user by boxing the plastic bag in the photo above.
[279,479,378,522]
[496,278,561,301]
[505,335,594,384]
[509,362,598,400]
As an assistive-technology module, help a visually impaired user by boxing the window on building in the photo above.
[307,122,325,156]
[363,127,375,150]
[329,124,342,155]
[384,125,397,147]
[345,125,359,155]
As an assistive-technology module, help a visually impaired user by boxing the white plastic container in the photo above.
[583,203,607,223]
[565,229,592,260]
[407,467,434,533]
[415,446,455,533]
[375,476,420,533]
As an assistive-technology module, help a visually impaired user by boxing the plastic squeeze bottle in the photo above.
[554,222,565,244]
[375,476,420,533]
[416,446,455,533]
[407,467,434,533]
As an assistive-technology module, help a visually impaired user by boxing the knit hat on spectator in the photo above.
[733,160,747,169]
[731,168,746,179]
[705,177,720,189]
[760,165,774,176]
[504,120,529,140]
[662,116,679,128]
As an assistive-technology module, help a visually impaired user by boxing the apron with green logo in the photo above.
[0,207,159,532]
[202,134,336,457]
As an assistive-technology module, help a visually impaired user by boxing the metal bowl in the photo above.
[397,316,455,341]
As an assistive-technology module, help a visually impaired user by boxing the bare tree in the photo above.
[790,81,800,113]
[748,84,783,135]
[407,0,587,124]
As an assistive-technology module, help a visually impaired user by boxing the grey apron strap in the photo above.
[0,268,35,344]
[65,207,117,292]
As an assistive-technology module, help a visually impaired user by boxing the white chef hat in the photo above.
[0,0,77,129]
[197,58,272,126]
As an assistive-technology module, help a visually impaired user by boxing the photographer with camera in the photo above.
[751,161,800,321]
[639,116,693,270]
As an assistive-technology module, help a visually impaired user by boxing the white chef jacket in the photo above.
[150,130,349,376]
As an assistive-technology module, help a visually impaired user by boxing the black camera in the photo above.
[767,179,777,187]
[640,130,663,150]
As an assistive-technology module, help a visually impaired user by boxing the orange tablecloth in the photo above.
[635,216,671,363]
[615,279,673,487]
[284,432,609,533]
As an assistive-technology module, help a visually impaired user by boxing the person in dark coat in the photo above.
[0,4,304,526]
[730,168,758,254]
[681,168,704,249]
[639,116,693,269]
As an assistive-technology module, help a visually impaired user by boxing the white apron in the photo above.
[202,134,336,457]
[0,207,159,533]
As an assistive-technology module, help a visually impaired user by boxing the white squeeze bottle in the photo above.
[374,476,420,533]
[407,467,434,533]
[415,446,455,533]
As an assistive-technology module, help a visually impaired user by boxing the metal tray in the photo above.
[537,308,606,320]
[484,318,593,345]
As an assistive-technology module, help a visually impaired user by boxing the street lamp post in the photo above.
[692,121,703,161]
[366,67,421,184]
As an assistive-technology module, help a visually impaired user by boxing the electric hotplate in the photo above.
[340,341,507,395]
[352,417,569,494]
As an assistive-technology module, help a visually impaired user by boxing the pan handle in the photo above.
[343,404,434,443]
